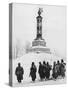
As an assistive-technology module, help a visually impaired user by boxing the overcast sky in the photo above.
[12,3,66,58]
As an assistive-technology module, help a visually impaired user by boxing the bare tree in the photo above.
[13,39,22,59]
[13,40,31,59]
[25,41,31,53]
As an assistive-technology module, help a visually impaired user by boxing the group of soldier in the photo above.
[15,59,66,83]
[52,59,66,79]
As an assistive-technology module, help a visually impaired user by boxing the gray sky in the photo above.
[12,3,66,58]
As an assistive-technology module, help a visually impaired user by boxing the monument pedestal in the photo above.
[28,39,51,53]
[32,39,46,47]
[29,46,51,53]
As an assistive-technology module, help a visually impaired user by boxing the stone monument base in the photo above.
[28,46,51,53]
[32,39,46,47]
[27,39,51,53]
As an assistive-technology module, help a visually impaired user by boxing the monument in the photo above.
[28,8,50,53]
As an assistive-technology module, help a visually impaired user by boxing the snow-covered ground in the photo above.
[13,78,66,87]
[12,52,66,86]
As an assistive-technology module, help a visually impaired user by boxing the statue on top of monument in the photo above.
[38,8,43,16]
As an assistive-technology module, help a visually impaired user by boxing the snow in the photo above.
[13,78,66,87]
[12,52,66,86]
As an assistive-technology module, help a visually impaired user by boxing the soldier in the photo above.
[30,62,37,82]
[46,62,51,80]
[15,63,24,83]
[52,61,58,79]
[38,62,44,81]
[42,61,47,80]
[60,59,66,78]
[56,60,61,76]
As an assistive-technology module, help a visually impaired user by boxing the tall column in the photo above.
[36,8,43,40]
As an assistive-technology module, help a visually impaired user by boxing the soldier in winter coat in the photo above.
[30,62,37,81]
[15,63,24,83]
[38,62,44,80]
